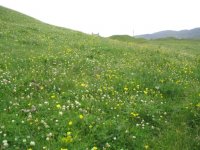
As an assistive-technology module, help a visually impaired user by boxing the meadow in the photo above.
[0,6,200,150]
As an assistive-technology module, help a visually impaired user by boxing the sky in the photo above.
[0,0,200,37]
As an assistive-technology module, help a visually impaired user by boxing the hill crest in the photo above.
[136,28,200,39]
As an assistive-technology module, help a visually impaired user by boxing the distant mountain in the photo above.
[136,28,200,39]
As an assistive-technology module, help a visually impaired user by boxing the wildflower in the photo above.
[131,112,139,117]
[79,114,84,119]
[68,121,73,126]
[67,132,71,136]
[51,95,56,99]
[2,140,8,147]
[59,111,63,115]
[81,83,88,87]
[196,103,200,108]
[62,135,73,143]
[105,143,111,148]
[30,141,35,146]
[144,144,149,149]
[61,148,68,150]
[56,104,61,109]
[124,87,128,91]
[91,146,98,150]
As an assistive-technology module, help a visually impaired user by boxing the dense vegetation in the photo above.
[0,6,200,150]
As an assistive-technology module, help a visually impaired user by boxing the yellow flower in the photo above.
[79,114,84,119]
[67,132,72,136]
[196,103,200,108]
[91,146,98,150]
[51,95,56,99]
[62,135,73,143]
[124,87,128,91]
[131,112,139,117]
[81,83,88,87]
[62,131,73,143]
[56,104,61,109]
[144,91,148,95]
[144,144,149,149]
[61,148,68,150]
[68,121,73,126]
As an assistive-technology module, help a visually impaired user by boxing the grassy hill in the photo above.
[0,6,200,149]
[109,35,146,43]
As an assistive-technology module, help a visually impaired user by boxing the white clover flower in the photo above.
[105,142,111,148]
[2,140,7,143]
[3,142,8,147]
[59,111,63,115]
[48,132,53,137]
[2,140,8,147]
[30,141,35,146]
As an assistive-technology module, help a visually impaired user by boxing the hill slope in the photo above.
[0,6,200,149]
[109,35,146,43]
[136,28,200,39]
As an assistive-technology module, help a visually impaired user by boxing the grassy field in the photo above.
[0,6,200,150]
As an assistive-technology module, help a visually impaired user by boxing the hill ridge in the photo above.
[136,28,200,39]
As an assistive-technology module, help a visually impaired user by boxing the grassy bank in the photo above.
[0,6,200,150]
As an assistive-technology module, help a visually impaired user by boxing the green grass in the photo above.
[109,35,146,43]
[0,6,200,150]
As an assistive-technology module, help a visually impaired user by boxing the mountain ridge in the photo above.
[136,28,200,39]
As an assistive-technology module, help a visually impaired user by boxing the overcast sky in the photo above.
[1,0,200,37]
